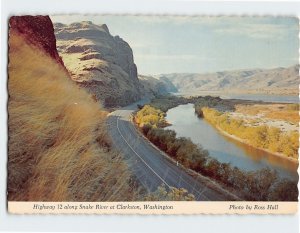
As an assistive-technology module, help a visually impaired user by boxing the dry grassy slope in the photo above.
[8,31,139,201]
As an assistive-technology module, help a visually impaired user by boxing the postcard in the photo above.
[7,15,298,214]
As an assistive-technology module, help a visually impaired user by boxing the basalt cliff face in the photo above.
[54,21,143,107]
[9,16,65,67]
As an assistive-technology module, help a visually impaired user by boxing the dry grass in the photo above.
[8,31,139,201]
[235,104,299,124]
[202,107,299,159]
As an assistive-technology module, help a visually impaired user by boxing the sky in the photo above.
[51,15,299,75]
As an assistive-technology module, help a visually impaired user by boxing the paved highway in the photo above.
[107,99,235,201]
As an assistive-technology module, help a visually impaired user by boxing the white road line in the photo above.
[115,113,210,201]
[125,115,210,200]
[116,115,171,189]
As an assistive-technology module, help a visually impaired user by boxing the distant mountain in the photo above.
[139,75,178,97]
[158,76,178,93]
[156,66,299,95]
[54,21,143,107]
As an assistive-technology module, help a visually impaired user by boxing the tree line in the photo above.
[134,104,298,201]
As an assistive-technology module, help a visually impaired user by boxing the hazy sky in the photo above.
[51,15,299,75]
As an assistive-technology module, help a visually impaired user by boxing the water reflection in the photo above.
[165,103,298,180]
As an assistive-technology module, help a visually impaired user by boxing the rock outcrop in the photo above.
[9,16,65,67]
[54,21,142,107]
[139,75,178,97]
[139,75,169,97]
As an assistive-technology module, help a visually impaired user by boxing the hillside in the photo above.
[157,66,299,95]
[8,16,138,201]
[139,75,178,97]
[54,21,143,107]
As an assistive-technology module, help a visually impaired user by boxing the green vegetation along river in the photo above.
[165,103,298,180]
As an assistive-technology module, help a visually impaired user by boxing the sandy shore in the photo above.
[229,112,298,132]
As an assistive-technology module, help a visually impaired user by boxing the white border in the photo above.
[1,0,299,232]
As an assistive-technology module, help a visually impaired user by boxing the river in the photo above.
[221,93,299,103]
[165,103,298,180]
[173,92,299,103]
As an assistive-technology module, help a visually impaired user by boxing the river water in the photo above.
[222,93,299,103]
[165,103,298,180]
[173,92,299,103]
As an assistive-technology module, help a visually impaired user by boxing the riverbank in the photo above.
[199,106,298,160]
[133,101,298,201]
[212,122,298,164]
[175,91,299,103]
[148,95,299,163]
[131,114,241,201]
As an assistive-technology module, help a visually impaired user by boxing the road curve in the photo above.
[107,99,231,201]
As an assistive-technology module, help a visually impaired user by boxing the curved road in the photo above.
[107,99,234,201]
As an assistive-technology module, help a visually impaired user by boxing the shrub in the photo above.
[268,179,298,201]
[144,185,195,201]
[135,103,298,201]
[135,105,167,128]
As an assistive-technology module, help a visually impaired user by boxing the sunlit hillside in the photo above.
[8,31,138,201]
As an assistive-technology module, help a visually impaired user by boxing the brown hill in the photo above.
[158,66,299,95]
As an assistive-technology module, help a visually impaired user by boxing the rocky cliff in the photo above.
[9,16,65,67]
[54,21,142,107]
[139,75,168,97]
[139,75,178,97]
